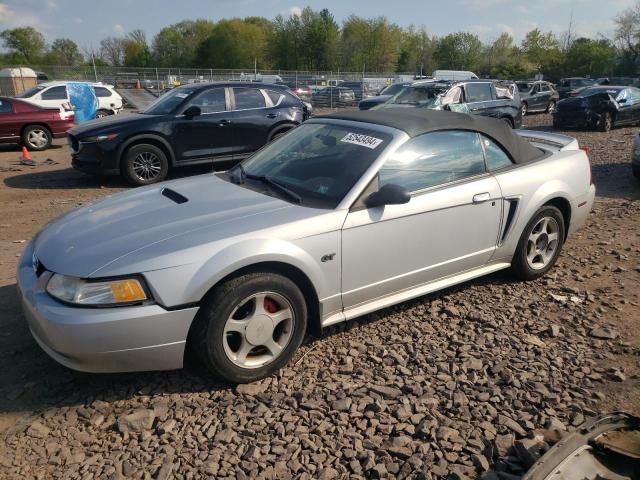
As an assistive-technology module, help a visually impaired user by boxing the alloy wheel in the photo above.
[222,292,294,369]
[27,129,48,149]
[131,151,162,182]
[547,101,556,114]
[521,103,528,116]
[526,216,560,270]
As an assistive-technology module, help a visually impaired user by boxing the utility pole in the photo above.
[91,53,98,82]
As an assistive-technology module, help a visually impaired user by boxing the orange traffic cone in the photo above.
[20,145,36,166]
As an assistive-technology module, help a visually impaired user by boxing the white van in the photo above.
[16,81,123,118]
[432,70,479,81]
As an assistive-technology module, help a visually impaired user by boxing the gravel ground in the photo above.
[0,113,638,479]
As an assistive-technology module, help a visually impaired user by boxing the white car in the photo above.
[16,81,123,118]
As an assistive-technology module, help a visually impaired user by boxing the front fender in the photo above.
[143,238,329,308]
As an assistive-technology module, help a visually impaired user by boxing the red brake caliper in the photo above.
[263,298,279,314]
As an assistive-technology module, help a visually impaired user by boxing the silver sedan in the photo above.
[18,109,595,383]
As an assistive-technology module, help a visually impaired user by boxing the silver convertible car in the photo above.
[18,110,595,383]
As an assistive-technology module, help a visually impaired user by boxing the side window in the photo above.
[233,88,266,110]
[441,86,464,105]
[481,135,513,171]
[630,88,640,104]
[465,83,492,102]
[265,89,285,106]
[41,86,67,100]
[541,84,550,92]
[379,131,486,192]
[0,100,12,113]
[93,87,112,98]
[191,88,226,113]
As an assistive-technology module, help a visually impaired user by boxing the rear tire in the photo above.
[521,102,528,117]
[191,272,307,383]
[599,112,612,132]
[546,100,556,114]
[511,205,565,281]
[22,125,52,151]
[121,143,169,186]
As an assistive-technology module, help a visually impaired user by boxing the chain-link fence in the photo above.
[4,65,422,109]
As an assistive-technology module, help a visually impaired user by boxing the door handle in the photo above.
[219,119,230,126]
[473,192,491,203]
[267,113,279,119]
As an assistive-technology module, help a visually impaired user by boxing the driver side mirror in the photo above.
[183,105,201,118]
[365,183,410,208]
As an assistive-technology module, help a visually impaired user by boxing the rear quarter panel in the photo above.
[491,149,592,262]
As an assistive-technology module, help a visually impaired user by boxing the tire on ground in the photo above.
[599,112,612,132]
[511,205,566,281]
[121,143,169,186]
[22,125,52,151]
[191,272,307,384]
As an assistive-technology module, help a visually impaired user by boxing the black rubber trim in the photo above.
[500,199,519,244]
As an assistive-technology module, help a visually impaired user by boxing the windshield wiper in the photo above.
[246,174,302,204]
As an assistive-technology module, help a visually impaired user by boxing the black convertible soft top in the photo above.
[319,109,544,164]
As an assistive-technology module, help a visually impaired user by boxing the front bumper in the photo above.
[17,243,199,373]
[69,136,121,175]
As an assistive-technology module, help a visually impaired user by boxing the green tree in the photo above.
[0,27,46,63]
[433,32,483,71]
[46,38,84,65]
[564,38,615,77]
[613,2,640,75]
[152,19,216,67]
[100,37,125,66]
[196,18,270,68]
[521,29,563,76]
[299,7,339,70]
[269,13,304,69]
[123,29,151,67]
[397,26,435,74]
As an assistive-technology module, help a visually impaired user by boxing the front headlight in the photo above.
[46,274,148,306]
[81,133,119,143]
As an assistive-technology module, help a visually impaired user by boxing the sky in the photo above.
[0,0,637,51]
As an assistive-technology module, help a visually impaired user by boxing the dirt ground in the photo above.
[0,114,638,479]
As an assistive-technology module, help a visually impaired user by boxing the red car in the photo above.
[0,96,74,151]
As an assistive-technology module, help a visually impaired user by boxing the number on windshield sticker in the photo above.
[341,132,383,149]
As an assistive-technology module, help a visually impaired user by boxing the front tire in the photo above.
[546,100,556,114]
[599,112,612,132]
[192,272,308,383]
[633,164,640,181]
[521,102,528,117]
[121,143,169,186]
[95,109,112,118]
[22,125,52,151]
[511,206,565,281]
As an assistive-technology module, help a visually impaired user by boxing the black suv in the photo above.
[374,79,522,128]
[69,82,310,185]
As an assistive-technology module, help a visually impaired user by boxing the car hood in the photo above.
[33,174,296,278]
[68,112,158,137]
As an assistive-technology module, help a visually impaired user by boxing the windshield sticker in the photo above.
[175,93,189,99]
[340,132,383,149]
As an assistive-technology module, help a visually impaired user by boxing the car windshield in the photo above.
[142,88,195,114]
[578,87,622,98]
[379,83,407,96]
[235,123,392,208]
[516,82,532,93]
[388,85,443,106]
[17,86,46,98]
